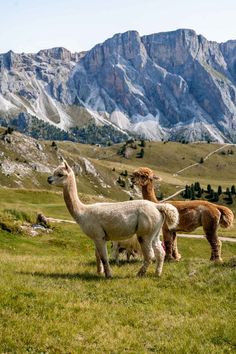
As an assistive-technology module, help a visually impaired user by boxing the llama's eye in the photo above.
[58,173,64,177]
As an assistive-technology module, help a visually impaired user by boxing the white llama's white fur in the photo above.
[47,161,179,278]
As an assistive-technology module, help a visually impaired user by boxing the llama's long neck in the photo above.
[142,182,158,203]
[63,172,85,220]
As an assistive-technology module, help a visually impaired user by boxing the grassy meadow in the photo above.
[0,137,236,353]
[0,189,235,353]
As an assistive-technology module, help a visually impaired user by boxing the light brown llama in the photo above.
[47,161,179,278]
[131,167,234,262]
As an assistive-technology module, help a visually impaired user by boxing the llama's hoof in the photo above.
[155,270,162,277]
[97,268,104,275]
[164,255,175,262]
[137,269,146,277]
[174,253,182,261]
[105,273,113,279]
[212,257,223,264]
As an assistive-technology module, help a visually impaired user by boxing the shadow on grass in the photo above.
[18,271,108,281]
[17,270,132,281]
[87,258,142,266]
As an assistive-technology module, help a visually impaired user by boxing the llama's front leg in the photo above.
[95,240,112,278]
[95,247,104,274]
[137,237,153,277]
[152,239,166,276]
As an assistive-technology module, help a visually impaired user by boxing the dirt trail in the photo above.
[174,143,233,176]
[178,233,236,243]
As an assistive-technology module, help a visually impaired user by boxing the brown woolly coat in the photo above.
[131,167,234,261]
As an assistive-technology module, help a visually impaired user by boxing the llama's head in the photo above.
[130,167,162,187]
[47,160,73,187]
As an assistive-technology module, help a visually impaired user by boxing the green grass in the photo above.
[0,188,235,353]
[0,136,236,352]
[0,224,235,353]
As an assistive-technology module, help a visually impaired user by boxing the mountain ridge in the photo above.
[1,29,236,143]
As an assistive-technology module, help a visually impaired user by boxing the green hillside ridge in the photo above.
[0,128,235,234]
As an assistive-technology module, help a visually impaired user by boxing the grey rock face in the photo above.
[0,29,236,142]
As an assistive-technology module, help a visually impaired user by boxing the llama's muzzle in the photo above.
[47,176,54,184]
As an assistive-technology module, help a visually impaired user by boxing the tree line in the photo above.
[182,182,235,204]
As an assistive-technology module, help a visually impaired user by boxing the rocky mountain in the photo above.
[1,29,236,143]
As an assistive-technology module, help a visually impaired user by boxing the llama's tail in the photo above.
[156,203,179,230]
[216,205,234,228]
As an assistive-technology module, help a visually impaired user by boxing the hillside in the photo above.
[1,29,236,143]
[0,128,235,207]
[0,129,235,352]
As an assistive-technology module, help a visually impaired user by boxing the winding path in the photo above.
[173,143,233,176]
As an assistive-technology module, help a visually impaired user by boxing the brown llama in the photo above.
[131,167,234,262]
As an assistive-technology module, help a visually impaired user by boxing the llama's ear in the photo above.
[64,160,70,170]
[153,174,162,181]
[58,155,64,162]
[58,156,70,170]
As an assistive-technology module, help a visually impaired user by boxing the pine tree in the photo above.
[207,184,212,193]
[199,157,204,163]
[139,139,146,147]
[227,193,233,204]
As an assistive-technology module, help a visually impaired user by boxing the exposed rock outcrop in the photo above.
[0,29,236,142]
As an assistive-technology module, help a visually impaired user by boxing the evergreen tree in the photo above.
[217,186,222,195]
[139,139,146,147]
[196,189,202,198]
[227,193,233,204]
[190,184,195,200]
[207,184,212,193]
[136,148,145,158]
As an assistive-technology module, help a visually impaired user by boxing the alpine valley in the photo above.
[1,29,236,143]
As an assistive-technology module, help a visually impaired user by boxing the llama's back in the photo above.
[83,199,164,240]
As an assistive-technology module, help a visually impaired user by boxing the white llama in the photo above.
[47,161,179,278]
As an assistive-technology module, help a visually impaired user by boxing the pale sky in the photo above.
[1,0,236,54]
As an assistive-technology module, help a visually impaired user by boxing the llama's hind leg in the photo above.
[94,240,112,278]
[205,232,222,262]
[162,226,175,261]
[172,232,181,261]
[137,236,153,277]
[152,239,166,276]
[203,211,222,262]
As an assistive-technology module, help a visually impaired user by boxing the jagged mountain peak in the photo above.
[0,29,236,143]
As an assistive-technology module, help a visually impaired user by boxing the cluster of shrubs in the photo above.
[117,138,146,158]
[117,170,129,188]
[182,182,235,204]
